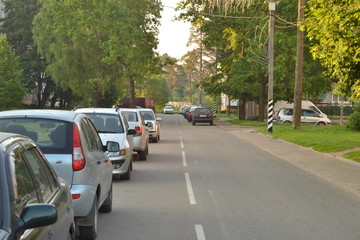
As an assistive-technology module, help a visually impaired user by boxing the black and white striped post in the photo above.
[213,101,217,117]
[268,99,273,132]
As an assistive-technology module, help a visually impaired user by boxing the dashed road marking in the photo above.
[195,224,206,240]
[182,151,187,166]
[185,172,196,205]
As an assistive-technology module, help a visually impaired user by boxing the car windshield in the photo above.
[140,111,155,120]
[123,111,138,122]
[85,113,124,133]
[195,108,211,114]
[0,118,72,154]
[165,106,172,109]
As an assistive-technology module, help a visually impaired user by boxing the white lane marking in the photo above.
[180,140,184,149]
[195,225,206,240]
[185,172,196,205]
[182,151,187,167]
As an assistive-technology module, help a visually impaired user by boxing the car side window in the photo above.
[139,113,146,125]
[82,118,102,150]
[283,109,293,115]
[22,148,56,202]
[121,112,130,130]
[8,147,39,216]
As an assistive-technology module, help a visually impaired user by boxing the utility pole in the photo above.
[267,1,275,133]
[293,0,305,129]
[199,30,204,105]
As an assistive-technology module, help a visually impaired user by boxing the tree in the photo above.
[33,0,162,107]
[306,0,360,101]
[0,35,25,109]
[0,0,56,108]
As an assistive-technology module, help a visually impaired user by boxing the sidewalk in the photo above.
[215,118,360,198]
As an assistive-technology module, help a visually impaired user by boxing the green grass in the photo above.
[257,124,360,153]
[343,151,360,162]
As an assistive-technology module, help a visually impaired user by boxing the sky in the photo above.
[157,0,192,60]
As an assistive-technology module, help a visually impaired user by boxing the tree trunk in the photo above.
[259,73,267,122]
[293,0,305,130]
[129,75,136,108]
[238,98,246,120]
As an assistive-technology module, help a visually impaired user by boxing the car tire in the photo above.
[138,150,147,160]
[210,121,213,125]
[192,120,195,126]
[317,122,326,126]
[99,184,113,213]
[79,198,98,240]
[283,121,292,124]
[120,165,131,180]
[153,136,158,143]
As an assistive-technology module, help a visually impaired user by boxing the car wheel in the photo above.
[192,120,195,126]
[130,157,133,171]
[210,121,213,126]
[283,121,291,124]
[120,165,131,180]
[138,150,147,160]
[146,145,149,155]
[317,122,326,126]
[99,184,113,213]
[153,136,158,143]
[79,198,98,240]
[158,135,160,141]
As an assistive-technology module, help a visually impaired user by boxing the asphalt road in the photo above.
[97,114,360,240]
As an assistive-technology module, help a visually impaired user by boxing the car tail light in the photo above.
[135,126,142,136]
[72,194,81,200]
[72,123,86,171]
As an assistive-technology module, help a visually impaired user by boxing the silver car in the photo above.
[0,132,75,240]
[140,108,161,143]
[120,108,150,160]
[75,108,136,180]
[0,110,115,240]
[275,108,332,125]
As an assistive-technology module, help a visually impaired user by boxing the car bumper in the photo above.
[193,117,213,122]
[133,136,146,151]
[109,156,130,175]
[71,184,97,217]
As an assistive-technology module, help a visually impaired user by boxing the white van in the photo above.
[274,100,327,118]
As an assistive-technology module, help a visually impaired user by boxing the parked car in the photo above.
[186,105,198,122]
[0,132,75,240]
[192,106,214,125]
[163,106,174,114]
[120,108,150,160]
[275,108,332,125]
[0,110,115,240]
[139,108,161,143]
[75,108,136,180]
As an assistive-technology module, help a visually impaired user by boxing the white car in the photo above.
[140,108,161,143]
[163,106,174,114]
[275,108,332,125]
[75,108,136,180]
[120,108,150,160]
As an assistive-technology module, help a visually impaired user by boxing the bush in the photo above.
[318,105,353,116]
[347,104,360,131]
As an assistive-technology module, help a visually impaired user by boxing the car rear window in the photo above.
[123,111,138,122]
[0,119,72,154]
[195,108,211,114]
[140,111,155,120]
[85,113,124,133]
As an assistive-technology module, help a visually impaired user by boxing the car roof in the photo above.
[75,108,119,114]
[0,109,82,122]
[139,108,154,112]
[119,108,139,113]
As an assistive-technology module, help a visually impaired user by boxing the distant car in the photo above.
[0,110,115,240]
[186,105,198,122]
[140,108,162,143]
[163,106,174,114]
[179,106,187,115]
[275,108,332,125]
[0,132,75,240]
[121,108,150,160]
[192,106,214,125]
[75,108,136,180]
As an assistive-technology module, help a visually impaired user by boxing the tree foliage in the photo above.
[306,0,360,101]
[33,0,162,107]
[0,35,25,109]
[0,0,58,108]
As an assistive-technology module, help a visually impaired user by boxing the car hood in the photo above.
[98,133,126,148]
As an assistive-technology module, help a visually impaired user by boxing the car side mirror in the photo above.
[17,204,57,235]
[127,129,137,136]
[146,122,153,128]
[105,141,120,152]
[157,118,162,121]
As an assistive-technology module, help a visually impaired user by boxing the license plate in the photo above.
[200,115,207,117]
